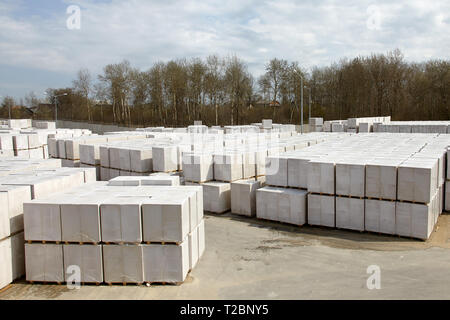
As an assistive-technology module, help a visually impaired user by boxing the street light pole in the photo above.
[300,76,303,134]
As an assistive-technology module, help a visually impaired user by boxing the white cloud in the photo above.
[0,0,449,97]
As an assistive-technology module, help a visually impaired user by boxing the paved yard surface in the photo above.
[2,213,450,300]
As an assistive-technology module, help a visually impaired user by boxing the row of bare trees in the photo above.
[4,50,450,126]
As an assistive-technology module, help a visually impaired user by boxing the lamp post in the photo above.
[293,70,304,134]
[304,86,311,131]
[45,91,68,127]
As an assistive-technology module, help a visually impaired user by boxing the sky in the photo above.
[0,0,449,101]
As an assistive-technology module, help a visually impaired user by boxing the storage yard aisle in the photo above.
[2,213,450,300]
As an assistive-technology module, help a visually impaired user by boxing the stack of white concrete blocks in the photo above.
[309,118,323,132]
[323,116,391,133]
[262,133,447,239]
[23,182,205,285]
[375,121,450,134]
[0,159,97,289]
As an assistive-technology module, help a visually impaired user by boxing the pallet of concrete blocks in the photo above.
[0,135,14,158]
[395,188,441,240]
[307,194,335,227]
[335,159,366,198]
[365,199,396,235]
[199,181,231,214]
[265,154,288,187]
[256,186,308,226]
[182,152,214,183]
[108,175,180,186]
[0,232,25,289]
[152,145,180,172]
[335,196,365,231]
[365,158,403,201]
[307,158,336,195]
[397,157,439,204]
[25,243,65,283]
[231,179,262,217]
[0,185,32,241]
[213,152,244,182]
[309,118,323,132]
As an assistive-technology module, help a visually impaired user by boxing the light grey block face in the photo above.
[25,243,64,282]
[287,158,309,188]
[183,153,214,182]
[256,187,307,225]
[307,194,335,227]
[397,159,437,204]
[365,162,398,200]
[188,230,199,270]
[446,181,450,212]
[142,200,190,243]
[23,202,61,241]
[364,199,395,234]
[336,197,364,231]
[396,201,434,239]
[231,179,261,217]
[152,146,178,172]
[57,140,66,159]
[213,153,243,182]
[130,149,152,173]
[63,244,103,283]
[307,160,335,194]
[202,182,231,213]
[102,245,143,283]
[265,157,287,187]
[100,203,142,243]
[142,243,189,283]
[99,146,110,167]
[0,237,13,289]
[61,204,101,243]
[336,162,365,197]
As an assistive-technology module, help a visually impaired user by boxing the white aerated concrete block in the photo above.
[141,175,180,186]
[397,159,438,204]
[307,194,335,227]
[60,199,103,243]
[202,182,231,213]
[182,153,213,183]
[142,198,190,243]
[188,229,199,270]
[446,181,450,212]
[231,179,261,217]
[0,232,25,289]
[265,156,288,187]
[102,244,143,283]
[152,146,178,172]
[365,199,396,234]
[256,187,307,225]
[142,242,189,283]
[23,201,62,242]
[63,244,103,283]
[396,201,434,240]
[308,160,335,194]
[335,197,364,231]
[0,185,31,239]
[287,157,310,189]
[336,161,365,197]
[25,243,64,282]
[213,153,243,182]
[100,198,144,243]
[366,160,399,200]
[130,148,152,173]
